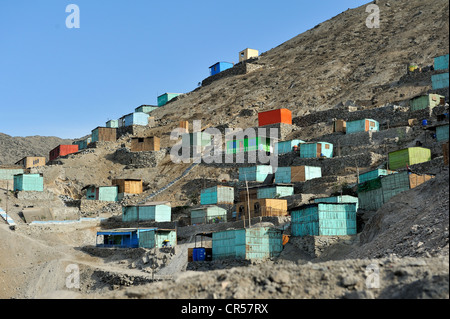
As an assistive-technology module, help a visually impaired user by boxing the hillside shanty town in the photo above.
[0,0,449,304]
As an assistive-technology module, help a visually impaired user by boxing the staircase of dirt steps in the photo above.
[139,163,200,204]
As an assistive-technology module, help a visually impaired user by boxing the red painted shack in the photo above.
[258,109,292,127]
[49,145,79,162]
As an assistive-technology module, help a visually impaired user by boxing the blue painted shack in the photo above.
[434,54,449,71]
[96,228,177,249]
[299,142,333,158]
[275,139,305,154]
[239,166,273,182]
[346,119,379,134]
[358,169,395,184]
[291,203,357,236]
[209,62,234,76]
[436,124,449,142]
[432,73,449,90]
[122,201,172,222]
[119,112,149,127]
[257,185,294,199]
[212,227,283,260]
[313,195,360,211]
[13,174,44,192]
[106,120,118,128]
[200,186,234,205]
[275,166,322,183]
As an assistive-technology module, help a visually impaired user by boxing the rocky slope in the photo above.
[0,133,73,165]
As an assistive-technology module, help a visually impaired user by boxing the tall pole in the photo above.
[6,181,9,223]
[245,177,251,228]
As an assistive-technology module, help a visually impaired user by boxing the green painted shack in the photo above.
[388,147,431,170]
[122,201,172,222]
[290,203,357,236]
[212,227,283,261]
[225,136,273,154]
[13,174,44,192]
[409,94,445,112]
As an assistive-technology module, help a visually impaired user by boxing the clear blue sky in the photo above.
[0,0,369,139]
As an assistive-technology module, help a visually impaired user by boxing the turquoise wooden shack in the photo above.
[346,119,379,134]
[291,203,357,236]
[106,120,118,128]
[432,73,449,90]
[119,112,149,127]
[436,124,449,142]
[239,165,273,182]
[157,93,181,106]
[0,168,24,180]
[212,227,283,260]
[73,137,92,150]
[358,169,395,184]
[299,142,333,158]
[313,195,359,211]
[200,186,234,205]
[85,186,118,202]
[257,185,294,199]
[275,139,305,154]
[13,174,44,192]
[274,166,322,183]
[190,205,227,225]
[96,228,176,249]
[434,54,449,71]
[135,105,159,114]
[122,202,172,223]
[357,171,434,211]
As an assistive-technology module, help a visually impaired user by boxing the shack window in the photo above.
[325,144,330,149]
[370,121,376,127]
[254,202,260,215]
[138,138,144,143]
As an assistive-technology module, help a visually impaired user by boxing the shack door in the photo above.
[316,143,322,158]
[365,120,370,131]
